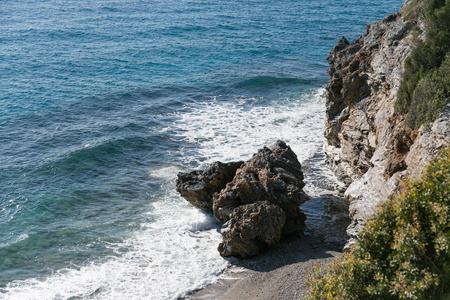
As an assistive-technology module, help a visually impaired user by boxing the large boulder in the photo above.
[176,140,310,258]
[176,161,243,211]
[218,201,286,257]
[213,140,308,236]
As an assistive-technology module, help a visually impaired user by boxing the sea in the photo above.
[1,0,404,299]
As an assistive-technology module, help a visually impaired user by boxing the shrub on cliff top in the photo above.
[406,54,450,129]
[307,148,450,299]
[396,0,450,129]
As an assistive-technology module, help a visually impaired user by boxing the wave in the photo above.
[173,87,327,166]
[232,76,314,89]
[56,135,148,166]
[0,192,228,300]
[0,234,29,249]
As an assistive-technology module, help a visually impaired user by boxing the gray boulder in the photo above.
[213,140,308,236]
[218,201,286,257]
[176,161,243,211]
[176,140,310,257]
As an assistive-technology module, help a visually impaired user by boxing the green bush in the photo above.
[406,54,450,128]
[396,0,450,129]
[308,148,450,299]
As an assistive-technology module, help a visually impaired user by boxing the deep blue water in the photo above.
[1,0,403,298]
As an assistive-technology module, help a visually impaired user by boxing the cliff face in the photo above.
[324,1,450,246]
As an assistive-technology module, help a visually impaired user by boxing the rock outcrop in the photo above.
[325,11,415,185]
[177,140,309,257]
[213,140,308,237]
[176,161,243,211]
[324,1,450,247]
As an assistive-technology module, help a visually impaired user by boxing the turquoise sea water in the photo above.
[1,0,403,298]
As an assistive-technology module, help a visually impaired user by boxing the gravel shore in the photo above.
[188,235,342,300]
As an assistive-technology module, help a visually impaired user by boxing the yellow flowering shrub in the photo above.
[308,148,450,299]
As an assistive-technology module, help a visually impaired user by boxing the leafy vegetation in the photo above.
[396,0,450,129]
[406,54,450,128]
[308,148,450,299]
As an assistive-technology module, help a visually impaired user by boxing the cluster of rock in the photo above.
[324,0,450,247]
[176,140,309,257]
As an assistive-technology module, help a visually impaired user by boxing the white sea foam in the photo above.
[174,88,326,165]
[2,191,227,300]
[0,234,29,248]
[3,169,226,299]
[148,166,184,181]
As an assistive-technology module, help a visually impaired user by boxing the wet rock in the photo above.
[218,201,286,257]
[213,140,308,236]
[176,161,243,211]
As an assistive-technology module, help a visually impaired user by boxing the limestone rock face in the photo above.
[176,161,243,211]
[325,12,415,185]
[218,201,286,257]
[405,104,450,180]
[213,140,308,236]
[324,1,450,247]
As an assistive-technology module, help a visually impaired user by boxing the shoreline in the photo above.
[187,235,342,300]
[185,147,350,300]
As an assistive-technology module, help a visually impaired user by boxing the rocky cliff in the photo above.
[324,0,450,247]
